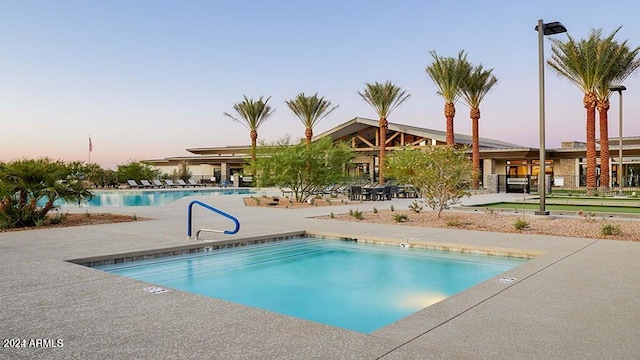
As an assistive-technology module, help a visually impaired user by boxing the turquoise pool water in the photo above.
[96,238,527,333]
[61,189,255,207]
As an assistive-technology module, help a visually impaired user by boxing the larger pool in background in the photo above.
[95,237,527,333]
[61,189,255,207]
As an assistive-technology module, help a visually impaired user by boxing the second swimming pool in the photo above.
[95,237,527,333]
[61,188,255,207]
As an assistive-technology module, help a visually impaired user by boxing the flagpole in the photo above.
[88,134,92,163]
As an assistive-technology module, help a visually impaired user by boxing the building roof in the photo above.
[312,117,524,149]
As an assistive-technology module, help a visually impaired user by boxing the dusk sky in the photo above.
[2,0,640,169]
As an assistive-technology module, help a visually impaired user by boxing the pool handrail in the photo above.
[187,200,240,239]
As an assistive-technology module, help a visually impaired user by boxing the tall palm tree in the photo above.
[358,81,410,185]
[548,29,619,192]
[286,93,339,146]
[224,96,275,177]
[460,64,498,189]
[595,35,640,188]
[426,50,471,146]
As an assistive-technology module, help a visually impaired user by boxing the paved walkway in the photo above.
[1,190,639,359]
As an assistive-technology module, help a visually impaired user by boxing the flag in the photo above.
[89,135,93,152]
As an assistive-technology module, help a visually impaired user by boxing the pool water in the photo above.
[61,189,255,207]
[96,238,527,333]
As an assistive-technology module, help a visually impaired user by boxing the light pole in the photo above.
[535,19,567,216]
[609,85,626,195]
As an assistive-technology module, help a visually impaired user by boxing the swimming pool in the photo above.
[95,237,526,333]
[61,189,255,207]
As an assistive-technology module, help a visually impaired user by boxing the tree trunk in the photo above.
[305,128,313,174]
[597,98,610,189]
[471,107,481,189]
[250,130,258,178]
[379,117,388,185]
[585,93,598,192]
[445,102,456,146]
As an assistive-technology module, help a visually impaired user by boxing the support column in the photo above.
[220,163,230,183]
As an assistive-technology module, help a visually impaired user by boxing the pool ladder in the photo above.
[187,200,240,240]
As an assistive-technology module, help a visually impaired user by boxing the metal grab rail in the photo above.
[187,200,240,239]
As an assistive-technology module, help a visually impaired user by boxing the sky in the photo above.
[2,0,640,169]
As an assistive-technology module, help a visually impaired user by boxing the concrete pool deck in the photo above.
[1,191,639,359]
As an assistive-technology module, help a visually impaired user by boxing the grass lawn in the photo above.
[480,202,640,214]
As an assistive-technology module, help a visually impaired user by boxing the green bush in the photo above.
[48,210,67,225]
[349,209,363,220]
[446,219,463,227]
[372,207,378,214]
[408,200,423,213]
[393,213,408,222]
[600,223,621,236]
[0,158,92,228]
[513,218,529,230]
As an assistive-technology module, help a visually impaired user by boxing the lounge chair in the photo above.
[140,180,153,188]
[164,179,176,188]
[127,180,140,188]
[188,179,204,187]
[176,179,188,187]
[153,179,165,188]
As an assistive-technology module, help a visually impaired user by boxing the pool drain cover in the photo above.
[143,286,169,294]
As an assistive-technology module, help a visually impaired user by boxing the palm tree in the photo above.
[224,96,275,177]
[548,29,619,192]
[358,81,411,185]
[426,50,471,146]
[595,36,640,188]
[460,64,498,189]
[286,93,339,146]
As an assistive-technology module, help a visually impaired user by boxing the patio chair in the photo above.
[140,180,153,188]
[188,179,204,187]
[176,179,188,187]
[153,179,165,188]
[127,180,140,188]
[164,179,176,188]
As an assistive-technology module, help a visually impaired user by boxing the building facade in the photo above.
[145,117,640,192]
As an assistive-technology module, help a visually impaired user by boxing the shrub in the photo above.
[83,211,91,218]
[393,213,408,222]
[513,218,529,230]
[330,212,335,219]
[48,210,67,225]
[446,219,463,227]
[408,200,423,213]
[350,209,363,220]
[600,223,621,236]
[390,205,395,212]
[372,207,378,214]
[0,158,92,228]
[484,207,496,215]
[132,214,138,221]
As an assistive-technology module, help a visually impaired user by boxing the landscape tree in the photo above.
[254,137,354,202]
[548,28,619,191]
[224,96,275,178]
[116,160,161,183]
[460,64,498,189]
[594,35,640,188]
[426,50,471,146]
[358,81,410,185]
[0,158,92,229]
[385,146,473,218]
[173,160,192,182]
[286,93,339,146]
